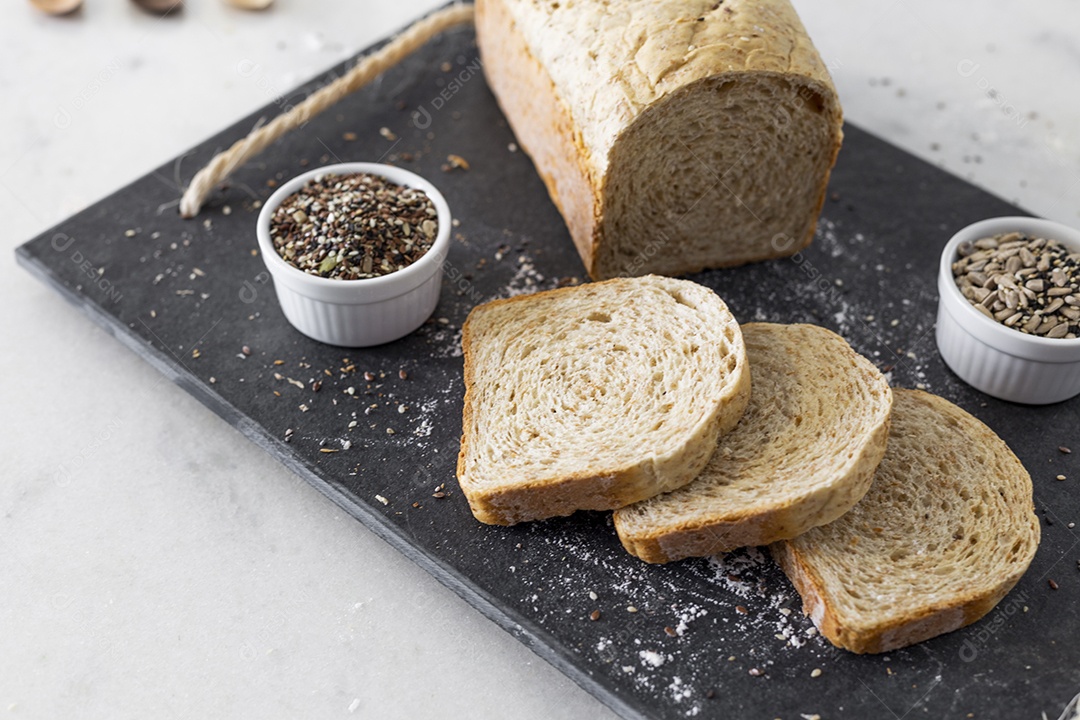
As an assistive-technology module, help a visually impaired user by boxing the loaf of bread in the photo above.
[614,323,892,562]
[475,0,843,280]
[772,390,1040,654]
[456,275,750,525]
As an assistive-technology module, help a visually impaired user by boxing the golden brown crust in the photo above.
[771,540,1023,654]
[475,0,603,277]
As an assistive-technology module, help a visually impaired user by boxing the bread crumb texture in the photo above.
[457,275,750,524]
[774,389,1040,654]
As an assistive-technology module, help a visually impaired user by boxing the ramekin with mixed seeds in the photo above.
[269,172,438,280]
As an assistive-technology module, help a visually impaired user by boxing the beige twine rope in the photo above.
[179,3,475,218]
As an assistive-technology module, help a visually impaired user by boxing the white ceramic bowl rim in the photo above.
[256,162,451,304]
[939,215,1080,362]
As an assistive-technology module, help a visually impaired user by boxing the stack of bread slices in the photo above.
[456,276,1040,654]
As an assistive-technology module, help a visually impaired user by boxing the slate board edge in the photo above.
[14,242,650,720]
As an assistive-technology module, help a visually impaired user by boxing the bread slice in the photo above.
[475,0,843,280]
[772,389,1041,654]
[456,275,751,525]
[613,323,892,562]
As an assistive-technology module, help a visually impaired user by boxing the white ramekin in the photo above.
[256,162,451,347]
[936,216,1080,404]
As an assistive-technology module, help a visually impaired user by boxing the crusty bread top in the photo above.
[497,0,838,175]
[776,389,1041,653]
[613,323,891,560]
[456,275,750,524]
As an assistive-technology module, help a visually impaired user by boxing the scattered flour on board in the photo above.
[639,650,668,668]
[668,676,694,704]
[512,521,829,717]
[411,398,438,438]
[498,253,548,298]
[427,326,463,358]
[674,605,707,637]
[706,548,818,649]
[750,216,969,398]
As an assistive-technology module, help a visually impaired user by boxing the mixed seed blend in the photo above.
[953,232,1080,339]
[269,172,438,280]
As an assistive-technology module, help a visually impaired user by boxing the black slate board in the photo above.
[16,16,1080,720]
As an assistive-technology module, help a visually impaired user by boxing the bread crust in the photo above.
[771,538,1024,654]
[456,277,751,525]
[772,389,1041,654]
[475,0,602,276]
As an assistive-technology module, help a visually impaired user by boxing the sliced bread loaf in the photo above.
[456,275,751,525]
[475,0,843,279]
[772,389,1041,654]
[613,323,892,562]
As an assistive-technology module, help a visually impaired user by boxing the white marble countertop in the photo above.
[3,1,1078,718]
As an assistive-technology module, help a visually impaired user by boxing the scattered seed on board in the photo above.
[1061,446,1072,454]
[364,371,376,382]
[954,233,1080,339]
[811,668,823,678]
[446,154,470,170]
[241,345,251,356]
[664,626,677,637]
[1049,579,1059,590]
[748,668,762,677]
[1057,475,1067,481]
[269,172,437,280]
[399,369,409,380]
[589,610,601,621]
[627,606,638,613]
